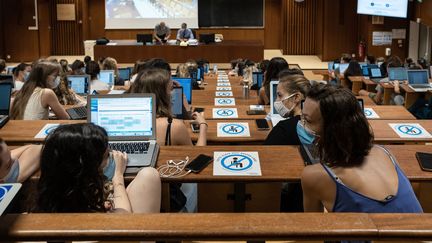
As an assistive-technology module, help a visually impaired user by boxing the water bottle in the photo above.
[213,64,218,74]
[242,84,249,99]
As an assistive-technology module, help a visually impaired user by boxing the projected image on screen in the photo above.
[106,0,198,29]
[357,0,408,18]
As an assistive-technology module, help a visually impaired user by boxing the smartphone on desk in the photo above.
[255,119,270,130]
[416,152,432,172]
[186,154,213,173]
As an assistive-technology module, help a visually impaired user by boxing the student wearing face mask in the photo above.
[0,138,42,183]
[10,61,70,120]
[264,73,311,145]
[12,63,30,91]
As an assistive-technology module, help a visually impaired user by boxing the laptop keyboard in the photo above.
[67,106,87,120]
[109,142,150,154]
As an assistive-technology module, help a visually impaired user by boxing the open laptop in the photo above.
[172,77,192,104]
[118,68,131,81]
[171,87,184,119]
[0,75,14,89]
[327,62,335,72]
[88,94,159,169]
[252,72,264,89]
[269,80,286,126]
[388,67,408,82]
[339,63,349,74]
[0,83,12,128]
[67,75,90,96]
[98,70,115,87]
[407,70,431,92]
[0,183,22,215]
[360,63,369,76]
[369,68,383,82]
[5,66,15,75]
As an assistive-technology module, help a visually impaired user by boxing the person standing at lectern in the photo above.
[176,23,194,42]
[153,22,171,43]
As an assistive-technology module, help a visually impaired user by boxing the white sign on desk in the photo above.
[216,91,233,97]
[216,87,232,91]
[213,151,261,176]
[34,124,60,139]
[389,123,432,138]
[217,122,250,137]
[215,98,236,106]
[364,108,380,119]
[213,108,238,119]
[217,83,231,87]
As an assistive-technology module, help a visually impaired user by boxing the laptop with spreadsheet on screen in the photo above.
[88,94,159,168]
[67,75,90,95]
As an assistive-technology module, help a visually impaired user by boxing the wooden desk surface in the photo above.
[366,106,415,120]
[196,105,268,120]
[192,91,259,106]
[369,120,432,143]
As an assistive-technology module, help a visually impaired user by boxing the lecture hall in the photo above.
[1,0,432,242]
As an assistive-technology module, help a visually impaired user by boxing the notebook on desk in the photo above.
[88,94,159,169]
[0,83,12,128]
[269,80,286,126]
[407,70,431,92]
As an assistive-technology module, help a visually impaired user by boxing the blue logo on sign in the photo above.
[0,185,13,202]
[222,124,245,134]
[364,110,372,117]
[44,126,59,135]
[218,99,233,104]
[221,154,253,171]
[217,109,234,116]
[397,125,422,136]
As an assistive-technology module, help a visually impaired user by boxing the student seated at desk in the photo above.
[70,60,85,76]
[102,57,124,85]
[54,75,86,106]
[300,84,422,214]
[258,57,289,105]
[12,63,31,91]
[330,53,351,85]
[130,59,146,83]
[228,59,243,76]
[86,61,110,93]
[358,56,405,105]
[10,61,70,120]
[59,59,71,75]
[0,138,41,183]
[34,123,161,213]
[0,59,5,74]
[343,60,362,90]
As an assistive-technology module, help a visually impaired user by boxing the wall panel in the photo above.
[415,1,432,28]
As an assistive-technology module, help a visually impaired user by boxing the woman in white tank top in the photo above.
[10,61,70,120]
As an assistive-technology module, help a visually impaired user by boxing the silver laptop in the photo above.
[88,94,159,169]
[67,75,91,96]
[269,80,286,126]
[0,183,21,215]
[407,70,431,92]
[0,83,12,128]
[388,67,407,83]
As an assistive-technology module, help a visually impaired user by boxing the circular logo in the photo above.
[397,125,422,136]
[217,109,234,116]
[0,186,8,201]
[44,126,58,135]
[222,124,245,134]
[221,154,253,171]
[218,99,232,104]
[364,110,372,117]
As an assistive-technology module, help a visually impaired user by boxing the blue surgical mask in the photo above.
[1,159,20,183]
[103,153,116,181]
[24,71,30,81]
[296,121,317,145]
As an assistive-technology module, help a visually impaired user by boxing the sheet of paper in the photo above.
[34,124,60,138]
[364,108,380,119]
[213,151,261,176]
[217,83,231,87]
[216,87,232,91]
[215,91,233,97]
[213,108,238,119]
[215,98,236,106]
[217,122,250,137]
[389,123,432,138]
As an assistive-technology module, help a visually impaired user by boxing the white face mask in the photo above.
[51,76,61,89]
[274,93,296,118]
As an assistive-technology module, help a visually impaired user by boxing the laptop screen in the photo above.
[89,95,155,139]
[98,70,115,86]
[252,72,264,88]
[0,83,12,115]
[339,63,349,74]
[67,75,90,95]
[408,70,429,85]
[333,63,340,70]
[328,62,334,71]
[270,80,279,115]
[172,77,192,104]
[118,68,131,81]
[370,68,382,78]
[0,75,14,89]
[360,64,369,76]
[197,67,203,81]
[5,66,15,75]
[388,67,407,81]
[171,87,183,117]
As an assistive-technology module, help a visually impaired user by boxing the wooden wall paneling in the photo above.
[0,0,4,59]
[38,0,52,58]
[3,0,40,62]
[315,0,324,60]
[50,0,83,55]
[282,0,317,55]
[264,0,282,49]
[414,1,432,28]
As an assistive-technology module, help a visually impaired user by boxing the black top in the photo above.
[264,115,301,145]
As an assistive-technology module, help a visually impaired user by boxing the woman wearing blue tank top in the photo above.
[299,84,423,215]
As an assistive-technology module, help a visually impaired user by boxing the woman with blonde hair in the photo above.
[102,57,124,85]
[11,61,70,120]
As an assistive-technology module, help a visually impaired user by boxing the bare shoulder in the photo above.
[301,163,328,190]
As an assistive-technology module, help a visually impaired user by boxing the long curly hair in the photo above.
[35,123,108,213]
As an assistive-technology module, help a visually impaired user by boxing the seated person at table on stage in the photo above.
[71,60,85,75]
[153,22,171,43]
[176,23,194,42]
[341,60,362,90]
[86,61,110,93]
[33,123,161,213]
[300,84,423,214]
[0,138,41,183]
[258,57,289,105]
[265,73,311,145]
[13,63,31,91]
[102,57,124,85]
[330,53,351,85]
[10,60,70,120]
[130,59,147,83]
[54,74,86,106]
[358,56,405,105]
